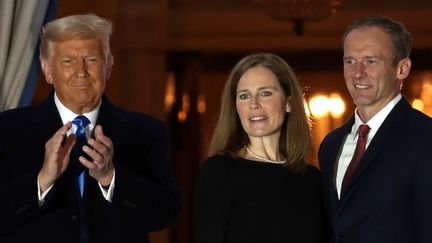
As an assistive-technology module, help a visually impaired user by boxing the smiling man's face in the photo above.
[42,38,112,114]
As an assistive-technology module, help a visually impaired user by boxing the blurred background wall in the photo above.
[30,0,432,242]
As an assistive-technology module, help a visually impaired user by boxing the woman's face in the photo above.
[236,66,289,139]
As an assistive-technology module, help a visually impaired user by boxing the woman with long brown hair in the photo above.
[194,53,327,243]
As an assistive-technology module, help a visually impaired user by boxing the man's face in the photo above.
[343,26,410,120]
[42,38,112,114]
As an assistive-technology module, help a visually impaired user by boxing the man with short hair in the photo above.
[319,16,432,243]
[0,13,180,243]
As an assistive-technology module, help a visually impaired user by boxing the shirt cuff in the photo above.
[98,170,115,202]
[37,179,54,206]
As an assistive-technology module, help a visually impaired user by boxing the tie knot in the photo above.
[72,115,90,137]
[358,124,371,139]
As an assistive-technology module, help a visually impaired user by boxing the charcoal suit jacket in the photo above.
[0,93,181,243]
[319,97,432,243]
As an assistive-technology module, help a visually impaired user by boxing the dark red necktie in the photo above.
[342,124,371,192]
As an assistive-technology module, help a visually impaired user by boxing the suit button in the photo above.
[15,204,29,214]
[336,235,344,242]
[72,214,78,221]
[124,200,137,209]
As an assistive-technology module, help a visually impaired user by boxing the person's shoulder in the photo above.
[393,98,432,128]
[303,163,322,176]
[402,107,432,137]
[319,122,348,150]
[115,105,163,125]
[102,101,169,143]
[298,163,323,188]
[326,123,348,138]
[199,154,241,176]
[201,154,236,169]
[196,155,237,197]
[0,105,35,124]
[108,103,167,133]
[409,108,432,126]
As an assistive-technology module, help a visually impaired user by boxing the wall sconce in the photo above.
[328,93,345,118]
[309,95,330,118]
[308,93,345,119]
[308,93,346,158]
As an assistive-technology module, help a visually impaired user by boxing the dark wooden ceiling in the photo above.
[165,0,432,51]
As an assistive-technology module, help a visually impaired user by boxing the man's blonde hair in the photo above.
[40,13,112,61]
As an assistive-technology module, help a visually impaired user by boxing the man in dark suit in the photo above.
[0,14,180,243]
[319,16,432,243]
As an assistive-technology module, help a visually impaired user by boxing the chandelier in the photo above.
[254,0,344,35]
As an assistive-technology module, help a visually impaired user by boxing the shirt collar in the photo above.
[352,94,402,138]
[54,92,100,130]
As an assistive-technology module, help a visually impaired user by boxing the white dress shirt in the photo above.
[335,94,402,198]
[38,93,115,204]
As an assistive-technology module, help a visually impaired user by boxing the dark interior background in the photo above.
[32,1,432,242]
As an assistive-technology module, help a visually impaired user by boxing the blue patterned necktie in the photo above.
[72,115,90,198]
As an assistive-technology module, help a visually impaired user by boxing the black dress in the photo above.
[194,154,327,243]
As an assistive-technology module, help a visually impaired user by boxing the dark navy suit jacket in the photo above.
[319,97,432,243]
[0,93,181,243]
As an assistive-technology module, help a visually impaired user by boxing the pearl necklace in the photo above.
[246,147,286,164]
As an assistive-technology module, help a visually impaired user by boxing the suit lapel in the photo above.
[327,118,353,206]
[339,98,411,199]
[29,93,63,139]
[95,96,128,147]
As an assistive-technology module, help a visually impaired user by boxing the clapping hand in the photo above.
[79,125,115,186]
[38,122,76,192]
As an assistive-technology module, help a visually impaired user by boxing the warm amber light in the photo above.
[309,95,330,118]
[197,94,206,114]
[164,72,176,113]
[182,93,190,113]
[177,110,187,123]
[412,99,424,111]
[329,93,345,118]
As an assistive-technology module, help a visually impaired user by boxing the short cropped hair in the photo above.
[343,15,412,65]
[40,13,112,61]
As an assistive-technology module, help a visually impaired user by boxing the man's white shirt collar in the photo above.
[351,94,402,142]
[54,93,100,136]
